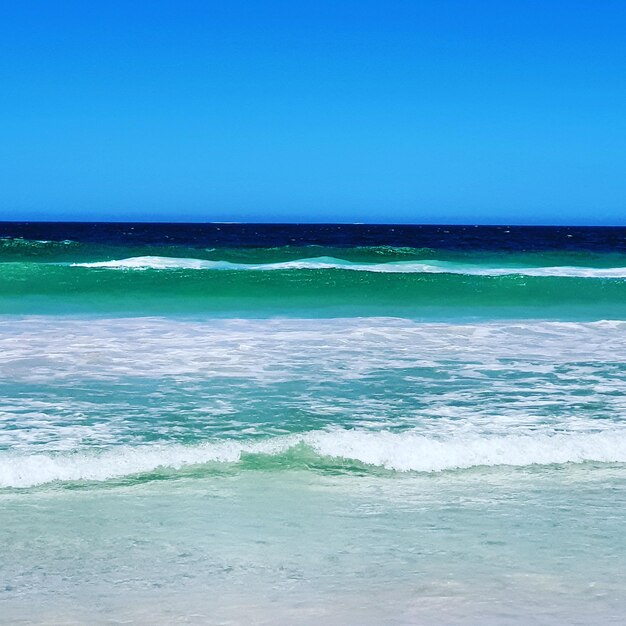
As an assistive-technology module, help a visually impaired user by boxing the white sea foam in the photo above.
[2,317,626,453]
[70,255,626,277]
[308,429,626,472]
[2,429,626,488]
[2,317,625,384]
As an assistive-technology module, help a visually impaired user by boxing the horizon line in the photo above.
[2,220,626,228]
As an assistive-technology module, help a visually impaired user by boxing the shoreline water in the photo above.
[3,467,626,625]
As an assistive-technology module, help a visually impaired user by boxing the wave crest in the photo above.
[70,255,626,278]
[3,429,626,488]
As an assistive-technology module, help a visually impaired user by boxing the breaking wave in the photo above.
[71,255,626,278]
[3,429,626,488]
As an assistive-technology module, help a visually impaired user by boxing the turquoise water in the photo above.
[3,236,626,319]
[1,227,626,624]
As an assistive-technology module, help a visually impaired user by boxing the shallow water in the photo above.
[3,468,626,625]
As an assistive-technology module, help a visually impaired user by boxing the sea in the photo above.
[1,222,625,625]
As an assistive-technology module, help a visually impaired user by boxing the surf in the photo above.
[3,429,626,488]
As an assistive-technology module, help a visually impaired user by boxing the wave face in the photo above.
[3,255,626,318]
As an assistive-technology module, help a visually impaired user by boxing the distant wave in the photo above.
[0,237,78,247]
[3,429,626,488]
[70,255,626,278]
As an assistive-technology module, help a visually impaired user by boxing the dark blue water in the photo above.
[2,221,626,251]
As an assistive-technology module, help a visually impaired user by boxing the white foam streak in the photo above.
[70,255,626,277]
[3,430,626,488]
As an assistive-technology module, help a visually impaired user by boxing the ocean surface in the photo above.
[1,223,626,625]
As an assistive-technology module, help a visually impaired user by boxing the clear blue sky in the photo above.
[1,0,626,224]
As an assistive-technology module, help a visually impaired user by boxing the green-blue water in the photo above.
[1,224,626,624]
